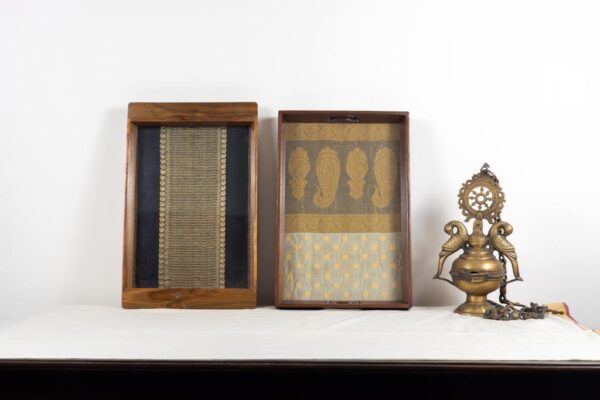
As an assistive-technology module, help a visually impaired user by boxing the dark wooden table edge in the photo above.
[1,359,599,372]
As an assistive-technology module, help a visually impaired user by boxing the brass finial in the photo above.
[458,164,505,223]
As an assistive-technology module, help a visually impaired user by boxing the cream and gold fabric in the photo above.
[282,123,403,302]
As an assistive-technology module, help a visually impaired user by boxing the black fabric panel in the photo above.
[225,126,250,288]
[134,126,160,288]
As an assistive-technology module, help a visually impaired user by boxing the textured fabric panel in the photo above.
[158,126,227,288]
[281,233,403,302]
[285,122,400,141]
[224,126,250,288]
[285,213,401,233]
[134,125,251,289]
[284,140,401,214]
[282,122,404,302]
[134,126,161,288]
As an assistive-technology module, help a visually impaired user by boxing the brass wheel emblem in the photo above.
[458,163,504,223]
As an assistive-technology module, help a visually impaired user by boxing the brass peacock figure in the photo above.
[435,221,469,279]
[489,221,522,282]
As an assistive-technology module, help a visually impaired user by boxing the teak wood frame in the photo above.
[275,111,412,309]
[122,102,258,309]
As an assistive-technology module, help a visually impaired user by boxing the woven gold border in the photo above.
[285,123,400,141]
[285,213,401,233]
[157,126,228,288]
[217,127,227,288]
[158,127,168,288]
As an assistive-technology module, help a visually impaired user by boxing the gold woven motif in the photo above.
[158,126,227,288]
[288,146,310,200]
[372,146,398,208]
[313,147,340,208]
[345,147,368,200]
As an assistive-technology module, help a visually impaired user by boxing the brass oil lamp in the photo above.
[434,164,522,317]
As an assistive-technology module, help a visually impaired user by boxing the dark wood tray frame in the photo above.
[275,111,411,309]
[122,102,258,309]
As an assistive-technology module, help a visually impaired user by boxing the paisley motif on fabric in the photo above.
[313,147,340,208]
[372,146,398,208]
[287,146,310,200]
[346,147,368,200]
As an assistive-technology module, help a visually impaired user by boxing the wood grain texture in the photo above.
[123,122,138,290]
[122,288,256,309]
[275,111,411,309]
[128,102,257,125]
[123,102,258,309]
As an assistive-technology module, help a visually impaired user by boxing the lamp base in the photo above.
[454,295,494,317]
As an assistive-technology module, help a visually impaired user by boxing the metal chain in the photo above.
[484,300,562,320]
[498,252,508,304]
[483,203,563,320]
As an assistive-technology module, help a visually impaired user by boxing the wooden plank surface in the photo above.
[128,102,257,124]
[122,288,256,309]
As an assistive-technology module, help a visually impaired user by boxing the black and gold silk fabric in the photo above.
[283,123,403,302]
[134,125,250,289]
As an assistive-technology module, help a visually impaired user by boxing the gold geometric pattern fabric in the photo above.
[158,126,227,288]
[282,233,403,301]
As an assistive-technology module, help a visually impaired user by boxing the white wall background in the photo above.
[1,0,599,327]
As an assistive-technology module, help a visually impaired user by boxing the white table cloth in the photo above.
[0,305,599,361]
